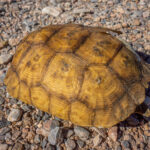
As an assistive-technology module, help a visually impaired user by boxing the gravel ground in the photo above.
[0,0,150,150]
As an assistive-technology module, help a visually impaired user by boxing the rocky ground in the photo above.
[0,0,150,150]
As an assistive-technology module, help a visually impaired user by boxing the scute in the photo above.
[50,95,70,120]
[47,25,90,53]
[4,24,146,128]
[4,67,19,98]
[31,85,50,113]
[16,44,55,86]
[70,101,94,126]
[42,53,86,100]
[76,32,122,64]
[78,65,125,109]
[110,46,141,83]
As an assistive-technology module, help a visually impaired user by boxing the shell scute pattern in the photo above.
[4,24,145,127]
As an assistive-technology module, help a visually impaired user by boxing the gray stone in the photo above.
[5,132,11,140]
[0,96,4,105]
[77,140,85,148]
[0,70,5,85]
[0,144,8,150]
[12,130,21,140]
[67,130,74,138]
[48,127,62,145]
[0,54,12,65]
[9,98,18,104]
[45,144,55,150]
[116,145,122,150]
[42,6,62,17]
[42,112,50,120]
[7,108,22,122]
[41,138,47,148]
[50,119,60,130]
[0,127,11,136]
[90,0,97,2]
[65,139,76,150]
[56,145,63,150]
[143,11,149,18]
[12,142,24,150]
[122,140,130,148]
[93,135,103,147]
[24,143,30,149]
[50,0,57,6]
[21,104,32,112]
[74,126,90,141]
[131,11,142,18]
[34,134,41,144]
[0,135,5,141]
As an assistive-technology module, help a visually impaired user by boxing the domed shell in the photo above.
[4,24,146,127]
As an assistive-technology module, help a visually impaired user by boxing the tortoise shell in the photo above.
[4,24,149,127]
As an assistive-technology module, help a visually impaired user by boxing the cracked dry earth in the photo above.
[0,0,150,150]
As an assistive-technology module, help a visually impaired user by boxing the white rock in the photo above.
[72,8,91,14]
[42,6,61,17]
[0,54,12,65]
[108,126,118,142]
[7,109,22,122]
[74,126,90,141]
[48,127,62,145]
[65,139,76,150]
[0,70,5,85]
[93,135,103,147]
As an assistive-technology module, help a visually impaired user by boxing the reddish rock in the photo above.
[108,126,118,142]
[36,128,49,137]
[93,134,103,147]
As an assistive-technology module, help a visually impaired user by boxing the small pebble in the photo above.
[49,119,60,130]
[12,130,21,140]
[67,130,74,138]
[0,54,12,65]
[0,96,5,105]
[48,127,62,145]
[26,131,35,142]
[41,138,47,149]
[77,140,85,148]
[36,127,49,137]
[90,0,97,2]
[42,112,50,120]
[12,142,24,150]
[65,139,76,150]
[0,40,8,49]
[21,104,32,112]
[7,109,22,122]
[108,126,118,142]
[122,140,131,149]
[116,145,122,150]
[42,6,62,17]
[74,126,90,141]
[143,11,149,18]
[0,127,11,136]
[93,134,103,147]
[34,134,41,144]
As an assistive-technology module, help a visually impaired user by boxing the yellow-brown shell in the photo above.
[4,24,146,127]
